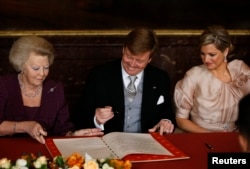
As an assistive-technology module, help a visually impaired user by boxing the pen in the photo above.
[104,106,119,114]
[111,108,119,114]
[205,143,214,150]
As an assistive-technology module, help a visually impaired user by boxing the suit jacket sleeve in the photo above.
[140,65,176,132]
[71,60,125,131]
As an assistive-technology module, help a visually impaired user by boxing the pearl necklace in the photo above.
[18,74,42,98]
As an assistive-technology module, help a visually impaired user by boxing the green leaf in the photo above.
[55,156,65,167]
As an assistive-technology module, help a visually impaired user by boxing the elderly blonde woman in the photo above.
[174,25,250,133]
[0,36,103,144]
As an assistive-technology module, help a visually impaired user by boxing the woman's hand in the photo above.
[24,121,47,144]
[71,128,104,137]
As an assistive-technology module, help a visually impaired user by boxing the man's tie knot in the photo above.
[127,76,137,101]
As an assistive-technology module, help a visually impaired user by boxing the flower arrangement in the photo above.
[0,153,132,169]
[0,153,47,169]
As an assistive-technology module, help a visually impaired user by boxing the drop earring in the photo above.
[224,55,227,62]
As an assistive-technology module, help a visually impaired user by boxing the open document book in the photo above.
[45,132,189,162]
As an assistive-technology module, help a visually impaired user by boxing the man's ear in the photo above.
[238,134,248,152]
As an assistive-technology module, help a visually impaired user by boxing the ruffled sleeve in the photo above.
[174,68,197,119]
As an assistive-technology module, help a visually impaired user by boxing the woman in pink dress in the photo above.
[174,25,250,133]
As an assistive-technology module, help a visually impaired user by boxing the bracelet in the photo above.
[13,122,17,133]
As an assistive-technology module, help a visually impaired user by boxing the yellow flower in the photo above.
[83,159,99,169]
[33,160,42,168]
[16,159,27,168]
[102,163,114,169]
[0,158,11,169]
[37,156,47,165]
[33,156,47,168]
[69,165,81,169]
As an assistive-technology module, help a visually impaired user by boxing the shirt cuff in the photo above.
[94,116,104,130]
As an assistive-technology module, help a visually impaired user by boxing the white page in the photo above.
[102,132,173,159]
[53,137,117,159]
[52,132,173,160]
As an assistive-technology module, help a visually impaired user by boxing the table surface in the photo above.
[0,132,241,169]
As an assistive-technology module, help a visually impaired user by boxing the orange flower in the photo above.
[21,153,36,160]
[109,159,132,169]
[123,160,132,169]
[66,153,84,168]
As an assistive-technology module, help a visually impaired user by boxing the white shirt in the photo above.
[121,66,144,90]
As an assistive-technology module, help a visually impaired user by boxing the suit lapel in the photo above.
[110,61,125,113]
[141,65,157,113]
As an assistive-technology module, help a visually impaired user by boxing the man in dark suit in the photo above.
[72,27,175,135]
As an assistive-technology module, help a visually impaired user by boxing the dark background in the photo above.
[0,0,250,30]
[1,0,250,112]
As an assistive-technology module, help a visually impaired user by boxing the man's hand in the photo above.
[95,106,114,125]
[72,128,104,137]
[148,119,174,135]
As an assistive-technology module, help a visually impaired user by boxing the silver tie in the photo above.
[127,76,137,101]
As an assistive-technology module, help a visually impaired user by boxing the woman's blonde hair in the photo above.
[199,25,234,53]
[9,36,55,72]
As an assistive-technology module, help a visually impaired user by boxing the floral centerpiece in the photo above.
[0,153,132,169]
